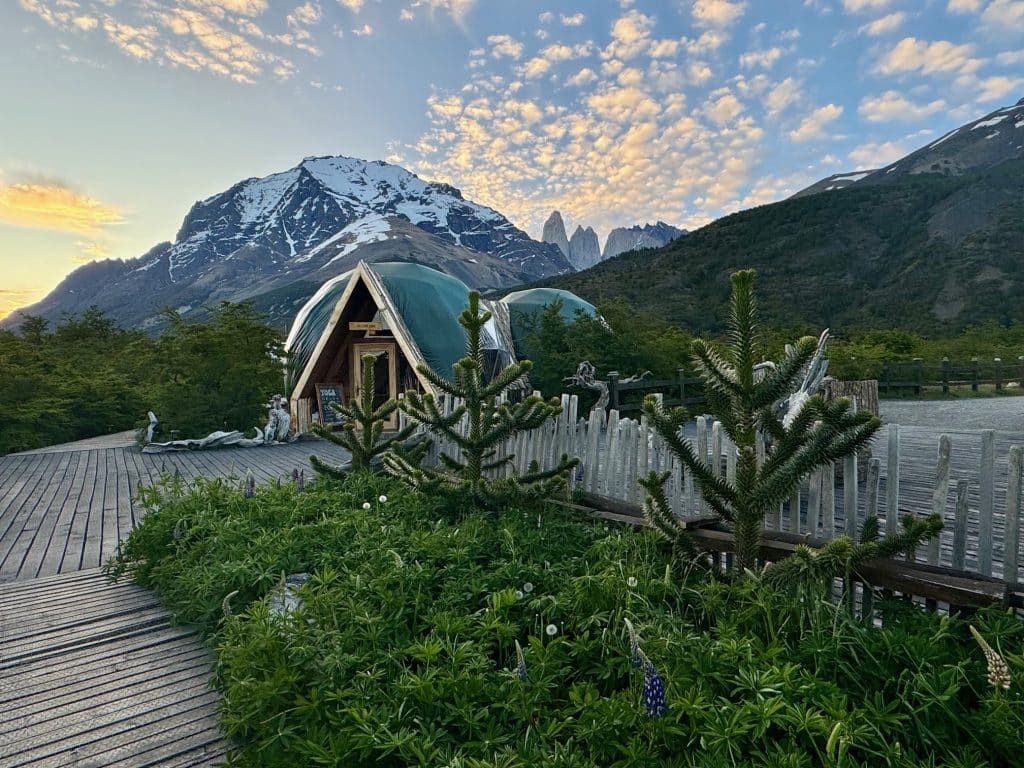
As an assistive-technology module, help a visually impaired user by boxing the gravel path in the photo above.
[880,397,1024,431]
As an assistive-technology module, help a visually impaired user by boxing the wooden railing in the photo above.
[881,357,1024,395]
[604,369,705,414]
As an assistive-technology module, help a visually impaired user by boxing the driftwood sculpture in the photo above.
[141,393,295,454]
[565,361,652,414]
[264,395,293,444]
[753,329,830,427]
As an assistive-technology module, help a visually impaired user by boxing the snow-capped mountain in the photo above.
[5,155,572,331]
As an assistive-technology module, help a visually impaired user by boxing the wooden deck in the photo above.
[0,438,350,583]
[0,569,226,767]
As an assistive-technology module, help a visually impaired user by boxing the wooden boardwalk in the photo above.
[0,438,350,583]
[0,569,226,767]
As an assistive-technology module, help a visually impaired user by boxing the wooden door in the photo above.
[351,342,399,429]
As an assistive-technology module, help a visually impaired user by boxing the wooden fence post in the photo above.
[942,357,950,394]
[1018,356,1024,388]
[929,435,952,567]
[1004,445,1022,585]
[603,409,620,496]
[608,373,620,411]
[886,425,900,536]
[678,368,687,403]
[972,356,980,392]
[844,453,858,537]
[979,429,995,576]
[913,358,924,396]
[994,358,1003,391]
[586,407,603,493]
[952,479,969,571]
[866,459,881,520]
[808,467,822,532]
[822,463,835,538]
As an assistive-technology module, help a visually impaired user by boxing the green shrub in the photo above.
[110,476,1023,767]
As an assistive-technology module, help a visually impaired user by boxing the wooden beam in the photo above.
[560,493,1019,609]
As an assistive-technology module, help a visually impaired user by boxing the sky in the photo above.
[1,0,1023,319]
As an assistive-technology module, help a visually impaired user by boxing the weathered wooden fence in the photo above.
[404,393,1024,603]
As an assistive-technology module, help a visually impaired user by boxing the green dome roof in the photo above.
[500,288,599,350]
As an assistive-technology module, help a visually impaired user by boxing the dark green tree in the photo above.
[311,353,419,477]
[149,302,284,438]
[640,270,938,572]
[384,291,578,507]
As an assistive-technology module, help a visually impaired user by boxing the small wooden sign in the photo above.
[349,321,381,332]
[315,383,345,426]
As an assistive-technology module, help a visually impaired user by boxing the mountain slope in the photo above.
[540,100,1024,336]
[5,156,571,331]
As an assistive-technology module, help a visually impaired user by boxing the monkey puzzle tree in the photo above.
[383,291,578,507]
[311,353,419,478]
[640,269,938,573]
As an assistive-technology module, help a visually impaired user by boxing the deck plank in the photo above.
[0,569,226,768]
[0,438,350,583]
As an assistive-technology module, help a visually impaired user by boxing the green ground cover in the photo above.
[111,473,1023,767]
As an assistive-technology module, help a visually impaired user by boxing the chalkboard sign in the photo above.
[315,383,345,427]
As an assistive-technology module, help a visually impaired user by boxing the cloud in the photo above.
[841,0,891,11]
[789,103,843,141]
[848,139,913,167]
[996,49,1024,65]
[352,23,372,36]
[566,67,598,86]
[0,180,123,236]
[947,0,983,11]
[979,0,1024,37]
[410,8,770,237]
[703,88,744,124]
[561,13,585,26]
[407,0,477,26]
[20,0,306,83]
[488,34,523,59]
[859,11,905,36]
[338,0,363,11]
[764,76,801,116]
[288,2,322,28]
[972,74,1024,103]
[0,288,47,321]
[739,47,783,69]
[604,10,655,60]
[691,0,746,28]
[859,91,946,121]
[521,56,551,79]
[876,37,980,77]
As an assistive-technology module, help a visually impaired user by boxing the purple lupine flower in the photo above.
[244,471,256,498]
[291,468,299,483]
[641,660,667,718]
[298,470,306,492]
[514,639,528,681]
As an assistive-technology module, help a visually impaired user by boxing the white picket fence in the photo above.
[401,392,1024,586]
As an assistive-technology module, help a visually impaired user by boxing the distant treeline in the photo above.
[522,300,1024,400]
[0,304,283,456]
[5,295,1023,456]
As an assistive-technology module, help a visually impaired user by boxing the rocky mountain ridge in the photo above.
[541,96,1024,335]
[541,210,685,269]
